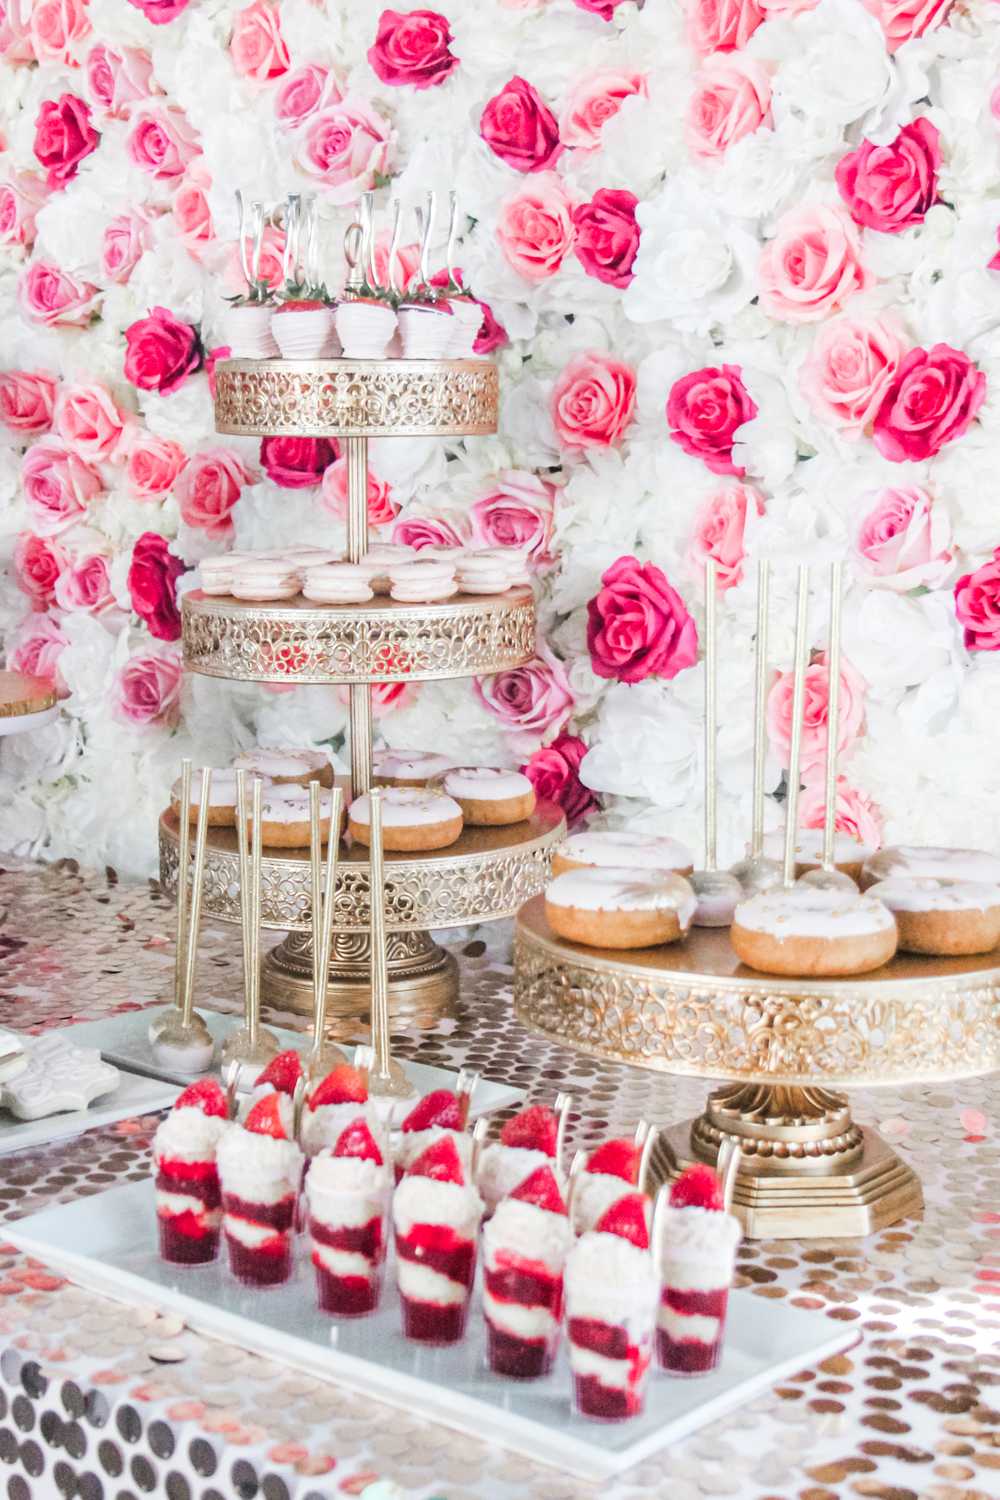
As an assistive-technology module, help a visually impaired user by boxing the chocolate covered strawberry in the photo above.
[394,1088,472,1182]
[306,1119,391,1318]
[392,1135,483,1345]
[656,1164,740,1377]
[271,295,336,359]
[482,1165,572,1378]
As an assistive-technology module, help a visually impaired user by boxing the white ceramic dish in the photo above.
[0,1074,180,1156]
[7,1179,855,1479]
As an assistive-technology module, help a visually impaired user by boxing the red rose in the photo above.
[873,344,986,463]
[368,8,457,89]
[480,76,562,174]
[587,555,699,684]
[127,532,188,641]
[836,118,941,235]
[33,94,100,191]
[954,548,1000,652]
[666,364,757,476]
[572,189,640,288]
[124,306,203,394]
[259,435,339,488]
[521,734,599,827]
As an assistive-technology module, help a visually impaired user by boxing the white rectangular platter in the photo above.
[7,1180,855,1479]
[0,1074,180,1156]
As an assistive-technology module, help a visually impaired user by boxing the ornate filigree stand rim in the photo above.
[260,928,458,1029]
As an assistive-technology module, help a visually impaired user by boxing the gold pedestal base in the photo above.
[260,928,458,1031]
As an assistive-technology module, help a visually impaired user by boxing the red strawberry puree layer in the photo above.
[482,1171,571,1378]
[156,1158,221,1265]
[310,1216,384,1315]
[216,1124,302,1289]
[396,1224,477,1342]
[223,1192,296,1286]
[657,1284,729,1374]
[569,1318,651,1419]
[484,1258,564,1377]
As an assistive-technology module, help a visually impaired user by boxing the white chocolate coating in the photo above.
[349,787,462,828]
[442,767,533,802]
[734,885,896,939]
[233,749,329,779]
[867,876,1000,914]
[557,830,694,874]
[253,790,336,825]
[863,846,1000,886]
[546,867,697,923]
[373,750,454,781]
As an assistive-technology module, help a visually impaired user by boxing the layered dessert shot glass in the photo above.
[217,1092,302,1287]
[392,1136,482,1344]
[656,1164,742,1376]
[482,1166,571,1378]
[153,1079,229,1265]
[571,1136,643,1234]
[306,1119,391,1316]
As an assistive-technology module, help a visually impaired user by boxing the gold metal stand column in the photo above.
[260,928,457,1028]
[344,433,372,800]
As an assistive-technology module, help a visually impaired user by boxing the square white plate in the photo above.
[0,1074,180,1156]
[8,1180,855,1479]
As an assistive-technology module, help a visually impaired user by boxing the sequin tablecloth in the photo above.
[0,855,998,1500]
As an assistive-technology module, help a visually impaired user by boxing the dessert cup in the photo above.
[224,303,279,360]
[306,1143,391,1317]
[482,1167,571,1378]
[153,1098,227,1266]
[271,306,337,359]
[656,1190,741,1376]
[392,1136,482,1344]
[335,300,397,360]
[217,1110,302,1288]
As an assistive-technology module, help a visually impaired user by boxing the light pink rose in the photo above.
[0,171,47,249]
[22,439,103,534]
[7,611,69,694]
[767,651,867,773]
[295,96,394,205]
[559,67,648,151]
[112,646,183,728]
[274,63,340,128]
[13,533,67,607]
[469,471,556,562]
[683,0,764,56]
[854,486,953,592]
[800,314,907,438]
[86,43,158,117]
[222,223,285,296]
[54,383,130,463]
[230,0,290,82]
[29,0,90,65]
[797,774,884,849]
[172,167,214,260]
[0,0,35,63]
[320,458,399,528]
[176,448,256,534]
[101,210,153,283]
[18,259,99,326]
[373,230,420,290]
[473,643,575,754]
[551,352,636,450]
[0,371,58,434]
[759,204,872,324]
[126,432,187,501]
[127,106,202,181]
[860,0,951,52]
[54,551,114,614]
[496,173,575,282]
[684,482,764,591]
[391,509,471,550]
[758,0,817,11]
[686,54,772,160]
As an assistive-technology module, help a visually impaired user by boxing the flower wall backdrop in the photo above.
[3,0,1000,877]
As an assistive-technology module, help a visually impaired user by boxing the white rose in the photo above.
[580,680,699,807]
[755,0,899,132]
[841,588,959,697]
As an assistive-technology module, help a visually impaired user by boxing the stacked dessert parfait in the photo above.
[392,1135,483,1343]
[216,1090,302,1286]
[154,1079,229,1265]
[306,1117,392,1315]
[655,1164,742,1376]
[482,1164,572,1377]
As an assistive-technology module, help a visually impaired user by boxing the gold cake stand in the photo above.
[513,897,1000,1237]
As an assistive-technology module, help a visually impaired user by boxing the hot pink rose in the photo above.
[854,486,953,592]
[685,482,764,591]
[230,0,289,82]
[320,458,398,528]
[571,190,640,289]
[29,0,90,65]
[0,171,47,249]
[571,0,631,18]
[112,646,183,727]
[126,432,187,501]
[368,8,457,89]
[259,435,337,489]
[0,371,58,434]
[496,173,575,282]
[954,547,1000,651]
[172,169,214,260]
[22,439,103,534]
[800,314,907,438]
[274,63,338,127]
[759,205,872,324]
[392,509,471,550]
[551,352,636,451]
[176,449,256,533]
[101,211,153,283]
[18,259,98,326]
[587,555,699,684]
[474,643,574,753]
[480,77,561,173]
[54,551,114,614]
[836,119,940,235]
[797,774,884,850]
[686,54,772,160]
[469,471,556,561]
[126,0,191,22]
[127,106,201,180]
[684,0,764,55]
[222,223,285,297]
[127,531,187,640]
[86,43,158,117]
[7,612,69,694]
[204,347,230,400]
[472,297,508,354]
[767,651,867,772]
[54,383,130,462]
[295,96,394,204]
[667,364,757,476]
[558,67,647,151]
[872,344,986,462]
[0,0,34,62]
[861,0,951,52]
[124,307,203,395]
[334,679,412,715]
[13,533,66,608]
[521,733,599,826]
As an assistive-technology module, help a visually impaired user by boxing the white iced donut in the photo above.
[348,786,464,852]
[440,766,536,826]
[229,561,301,601]
[867,877,1000,956]
[731,885,897,976]
[861,845,1000,890]
[388,560,458,603]
[170,769,265,827]
[232,748,333,788]
[247,786,342,848]
[301,563,374,604]
[373,750,455,787]
[552,830,694,879]
[545,867,696,950]
[763,829,875,882]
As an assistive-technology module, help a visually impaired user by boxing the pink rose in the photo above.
[854,486,953,592]
[7,612,69,694]
[54,383,130,462]
[684,0,764,55]
[0,171,47,249]
[222,223,285,297]
[18,259,98,327]
[127,531,187,640]
[376,231,421,291]
[127,106,201,180]
[126,0,192,23]
[587,555,699,684]
[474,643,574,753]
[259,435,337,488]
[873,344,986,462]
[860,0,952,52]
[296,96,394,204]
[392,509,471,550]
[368,8,457,89]
[521,733,599,826]
[571,190,640,289]
[667,364,757,476]
[684,482,765,591]
[29,0,90,65]
[558,67,647,151]
[758,0,817,11]
[54,551,114,614]
[230,0,290,82]
[759,205,872,324]
[551,352,636,451]
[480,77,561,174]
[204,346,230,400]
[86,43,158,117]
[954,547,1000,652]
[0,371,58,434]
[13,533,67,607]
[126,432,187,501]
[496,173,575,282]
[686,54,772,160]
[427,267,507,351]
[112,646,183,728]
[836,119,941,235]
[22,439,103,534]
[320,458,398,528]
[797,774,884,850]
[176,449,256,533]
[0,0,34,62]
[274,63,338,127]
[571,0,631,18]
[124,307,203,395]
[800,314,907,438]
[472,296,508,354]
[469,471,556,561]
[101,211,153,283]
[172,169,214,261]
[767,651,867,772]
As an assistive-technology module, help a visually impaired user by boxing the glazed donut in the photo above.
[372,750,455,788]
[861,845,1000,890]
[544,867,696,950]
[248,786,341,848]
[228,560,301,601]
[170,769,266,827]
[762,829,875,884]
[551,830,694,880]
[301,563,374,605]
[348,787,464,852]
[232,748,334,788]
[440,766,536,826]
[867,877,1000,956]
[731,886,897,976]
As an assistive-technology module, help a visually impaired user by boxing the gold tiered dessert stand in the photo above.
[514,901,1000,1238]
[159,357,565,1026]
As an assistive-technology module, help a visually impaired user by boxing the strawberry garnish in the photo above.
[254,1050,302,1096]
[175,1079,227,1118]
[669,1163,724,1212]
[499,1105,557,1157]
[244,1094,288,1140]
[510,1166,566,1215]
[309,1064,368,1110]
[595,1192,650,1250]
[406,1135,465,1184]
[333,1121,383,1165]
[586,1138,640,1183]
[400,1089,463,1134]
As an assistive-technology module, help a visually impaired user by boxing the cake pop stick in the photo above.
[221,772,279,1075]
[691,558,741,925]
[366,788,415,1102]
[307,780,347,1077]
[152,768,215,1073]
[782,566,811,888]
[730,560,782,895]
[799,563,856,891]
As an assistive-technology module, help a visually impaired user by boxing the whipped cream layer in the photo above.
[659,1205,742,1290]
[483,1196,572,1277]
[565,1228,657,1326]
[301,1101,384,1158]
[216,1124,302,1203]
[572,1171,634,1235]
[656,1308,721,1343]
[392,1173,482,1239]
[306,1150,390,1229]
[734,885,896,939]
[476,1143,557,1214]
[394,1125,473,1176]
[154,1107,227,1165]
